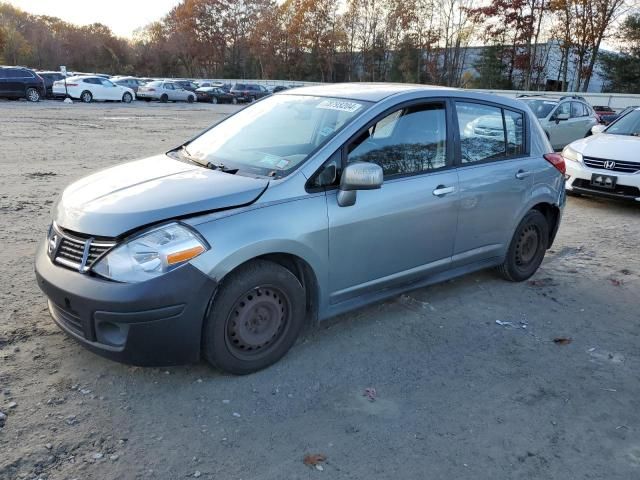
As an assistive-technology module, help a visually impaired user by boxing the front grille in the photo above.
[583,157,640,174]
[50,225,116,272]
[49,301,85,337]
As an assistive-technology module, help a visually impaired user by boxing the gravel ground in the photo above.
[1,99,639,480]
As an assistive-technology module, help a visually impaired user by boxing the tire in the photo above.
[144,97,151,102]
[160,94,168,103]
[122,92,133,103]
[80,91,93,103]
[211,96,218,104]
[187,95,194,103]
[203,260,306,374]
[232,97,238,105]
[497,210,549,282]
[25,88,40,102]
[250,96,256,102]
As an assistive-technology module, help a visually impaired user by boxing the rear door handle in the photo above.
[432,185,455,197]
[515,170,531,180]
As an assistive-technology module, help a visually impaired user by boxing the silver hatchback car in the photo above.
[35,84,566,374]
[137,80,196,103]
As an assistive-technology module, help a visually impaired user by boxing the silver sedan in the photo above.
[136,81,196,103]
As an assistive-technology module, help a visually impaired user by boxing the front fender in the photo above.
[188,195,329,306]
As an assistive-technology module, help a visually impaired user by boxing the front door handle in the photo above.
[515,170,531,180]
[433,185,455,197]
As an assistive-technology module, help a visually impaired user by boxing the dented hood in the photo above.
[54,155,268,237]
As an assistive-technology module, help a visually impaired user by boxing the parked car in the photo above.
[0,66,45,102]
[174,80,199,92]
[113,77,146,94]
[564,107,640,201]
[195,86,237,104]
[136,81,196,103]
[52,76,135,103]
[230,83,270,102]
[37,71,66,98]
[272,86,289,93]
[35,84,565,374]
[521,96,599,150]
[598,105,639,125]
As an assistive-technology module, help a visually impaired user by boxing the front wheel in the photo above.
[26,87,40,102]
[122,92,133,103]
[497,210,549,282]
[203,260,306,374]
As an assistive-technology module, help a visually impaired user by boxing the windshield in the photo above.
[606,108,640,136]
[522,99,557,119]
[184,95,371,176]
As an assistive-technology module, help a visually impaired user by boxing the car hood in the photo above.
[54,154,269,237]
[571,134,640,162]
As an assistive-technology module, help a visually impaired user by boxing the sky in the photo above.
[6,0,183,38]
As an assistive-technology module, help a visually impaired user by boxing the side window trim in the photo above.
[452,98,529,167]
[342,97,454,179]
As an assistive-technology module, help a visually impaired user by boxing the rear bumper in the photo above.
[35,241,217,366]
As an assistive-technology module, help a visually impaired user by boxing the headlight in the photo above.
[562,145,582,163]
[93,223,208,283]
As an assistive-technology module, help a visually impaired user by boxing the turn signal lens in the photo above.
[167,245,205,265]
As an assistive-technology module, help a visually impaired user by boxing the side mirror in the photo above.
[591,124,606,135]
[555,112,570,123]
[337,162,383,207]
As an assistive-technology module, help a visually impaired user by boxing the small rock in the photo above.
[194,471,202,478]
[7,401,17,409]
[232,412,241,418]
[79,389,91,395]
[315,465,324,471]
[109,454,119,461]
[196,379,203,383]
[92,453,103,460]
[45,443,52,450]
[222,399,230,404]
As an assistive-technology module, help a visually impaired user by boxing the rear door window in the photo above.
[455,101,525,163]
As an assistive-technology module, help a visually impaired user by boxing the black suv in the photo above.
[0,66,46,102]
[37,71,66,98]
[230,83,270,102]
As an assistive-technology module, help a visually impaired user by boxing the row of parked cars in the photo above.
[0,65,292,104]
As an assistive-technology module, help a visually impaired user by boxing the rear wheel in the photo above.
[250,96,256,102]
[187,95,194,103]
[497,210,549,282]
[26,88,40,102]
[211,96,218,104]
[122,92,133,103]
[160,94,168,103]
[80,90,93,103]
[203,260,306,374]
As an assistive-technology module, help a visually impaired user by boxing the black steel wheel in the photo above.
[203,260,305,374]
[497,210,549,282]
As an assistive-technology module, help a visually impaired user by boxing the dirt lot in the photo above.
[1,99,639,480]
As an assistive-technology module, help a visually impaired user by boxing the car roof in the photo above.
[280,83,453,102]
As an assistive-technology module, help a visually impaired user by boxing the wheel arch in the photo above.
[530,201,561,248]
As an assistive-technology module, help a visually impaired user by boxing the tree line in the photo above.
[0,0,636,92]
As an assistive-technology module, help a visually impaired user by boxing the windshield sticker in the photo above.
[276,159,290,169]
[319,126,334,137]
[317,100,362,113]
[259,154,282,167]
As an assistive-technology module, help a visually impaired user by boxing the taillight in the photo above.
[148,88,155,92]
[66,83,78,87]
[543,153,566,175]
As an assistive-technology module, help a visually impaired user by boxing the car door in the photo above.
[85,78,105,99]
[5,69,23,97]
[453,101,535,265]
[100,79,120,100]
[547,101,575,149]
[326,100,459,305]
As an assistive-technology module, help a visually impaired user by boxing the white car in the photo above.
[563,107,640,202]
[52,76,135,103]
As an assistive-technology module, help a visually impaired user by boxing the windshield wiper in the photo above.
[178,146,238,173]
